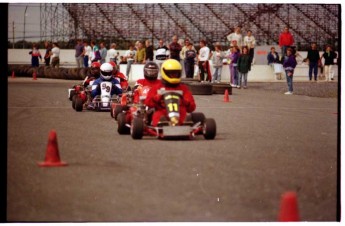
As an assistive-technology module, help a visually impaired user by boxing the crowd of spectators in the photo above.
[30,24,337,94]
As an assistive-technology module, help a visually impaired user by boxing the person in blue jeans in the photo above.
[283,47,297,95]
[306,42,320,81]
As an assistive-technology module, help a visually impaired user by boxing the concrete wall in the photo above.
[8,48,339,82]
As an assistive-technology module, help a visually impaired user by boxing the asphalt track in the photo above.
[7,78,338,222]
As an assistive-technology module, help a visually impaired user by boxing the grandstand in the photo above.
[41,3,339,49]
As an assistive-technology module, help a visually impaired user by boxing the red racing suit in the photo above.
[144,81,196,126]
[133,79,162,103]
[113,71,129,90]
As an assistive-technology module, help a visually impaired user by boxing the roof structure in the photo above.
[41,3,340,49]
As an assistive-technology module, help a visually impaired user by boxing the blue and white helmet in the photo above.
[100,63,113,80]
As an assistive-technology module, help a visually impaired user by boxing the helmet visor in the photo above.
[101,71,113,77]
[163,69,181,79]
[145,68,159,77]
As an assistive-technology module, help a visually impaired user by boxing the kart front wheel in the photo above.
[117,112,130,134]
[75,97,84,112]
[203,118,216,140]
[69,90,75,101]
[131,117,144,139]
[114,105,125,121]
[72,95,77,109]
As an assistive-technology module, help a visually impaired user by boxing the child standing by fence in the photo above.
[237,46,251,89]
[211,43,224,83]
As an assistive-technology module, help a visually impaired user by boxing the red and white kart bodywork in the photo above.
[116,88,217,140]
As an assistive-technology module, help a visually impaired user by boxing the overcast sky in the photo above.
[8,3,41,42]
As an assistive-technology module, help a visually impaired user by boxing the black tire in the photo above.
[69,90,76,101]
[212,83,232,95]
[191,112,206,124]
[114,105,125,121]
[72,95,77,109]
[186,82,213,95]
[203,118,216,140]
[131,117,144,139]
[75,97,84,112]
[117,112,130,134]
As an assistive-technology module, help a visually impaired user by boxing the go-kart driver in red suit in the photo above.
[109,61,129,91]
[88,63,122,109]
[83,62,101,87]
[132,61,162,103]
[145,59,196,126]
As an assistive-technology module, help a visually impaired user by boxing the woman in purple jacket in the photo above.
[283,47,297,95]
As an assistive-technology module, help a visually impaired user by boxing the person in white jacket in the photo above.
[243,30,256,64]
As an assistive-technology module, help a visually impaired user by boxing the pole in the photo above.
[23,5,28,49]
[12,21,15,49]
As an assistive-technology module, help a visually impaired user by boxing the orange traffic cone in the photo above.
[32,71,37,80]
[11,71,15,78]
[223,89,230,102]
[37,130,68,167]
[278,191,300,221]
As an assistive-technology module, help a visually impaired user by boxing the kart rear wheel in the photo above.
[72,95,77,109]
[75,97,84,112]
[117,112,130,135]
[131,117,144,139]
[203,118,216,140]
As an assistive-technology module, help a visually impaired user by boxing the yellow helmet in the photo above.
[161,59,182,84]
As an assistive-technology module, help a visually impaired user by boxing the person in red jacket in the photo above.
[109,61,129,91]
[279,26,294,59]
[145,59,196,126]
[132,61,161,103]
[82,61,101,87]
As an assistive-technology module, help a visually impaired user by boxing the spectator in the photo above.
[51,42,60,68]
[134,41,146,64]
[267,47,283,80]
[321,45,337,81]
[90,41,101,63]
[29,43,42,67]
[197,39,211,82]
[237,46,251,89]
[279,27,294,59]
[99,42,107,64]
[227,26,243,49]
[108,43,119,64]
[119,56,127,64]
[306,42,320,81]
[228,45,240,87]
[283,47,297,95]
[145,39,154,62]
[180,38,196,77]
[169,35,182,61]
[243,30,256,64]
[125,44,136,77]
[184,42,197,79]
[83,41,92,67]
[43,41,51,66]
[75,39,84,68]
[155,39,169,70]
[211,43,224,83]
[267,47,280,65]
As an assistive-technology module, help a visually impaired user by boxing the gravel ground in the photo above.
[248,81,339,98]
